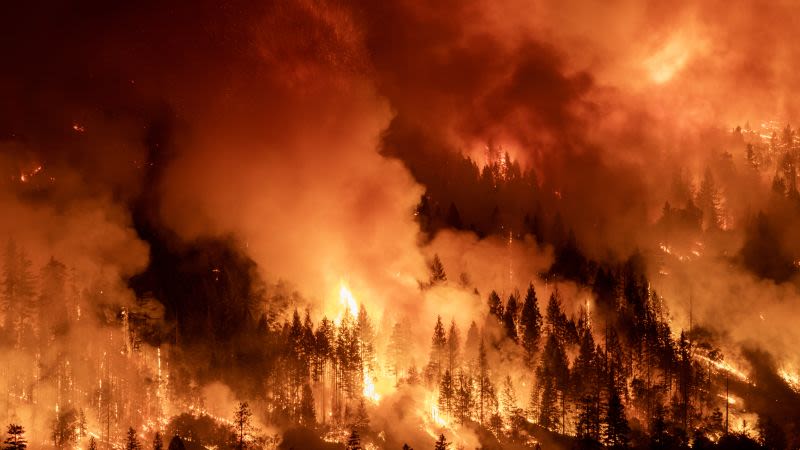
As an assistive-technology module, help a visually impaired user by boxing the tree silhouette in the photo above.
[519,283,542,368]
[125,428,140,450]
[434,434,449,450]
[3,424,26,450]
[233,401,253,450]
[166,436,185,450]
[152,432,163,450]
[429,255,447,285]
[346,429,361,450]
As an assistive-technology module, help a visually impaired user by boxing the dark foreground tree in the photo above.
[234,401,254,450]
[346,429,361,450]
[153,432,163,450]
[603,376,630,450]
[125,428,140,450]
[3,424,26,450]
[167,436,185,450]
[434,434,449,450]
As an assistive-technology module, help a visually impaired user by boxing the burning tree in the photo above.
[234,401,254,450]
[51,408,79,449]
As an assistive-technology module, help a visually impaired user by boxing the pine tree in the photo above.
[649,404,673,450]
[487,291,503,321]
[401,444,413,450]
[77,409,87,441]
[545,291,566,339]
[501,375,518,418]
[603,371,630,450]
[454,369,475,424]
[537,333,568,431]
[697,167,721,230]
[502,293,518,342]
[573,331,598,398]
[438,370,455,417]
[464,321,480,364]
[388,319,411,381]
[3,424,26,450]
[52,408,79,449]
[125,428,140,450]
[353,398,370,432]
[88,437,97,450]
[576,394,602,447]
[357,305,375,372]
[519,283,542,367]
[152,432,163,450]
[477,339,496,426]
[300,383,316,425]
[538,376,559,430]
[434,434,449,450]
[427,316,447,384]
[2,241,36,342]
[429,255,447,285]
[406,365,420,385]
[346,429,362,450]
[234,401,253,450]
[446,321,460,372]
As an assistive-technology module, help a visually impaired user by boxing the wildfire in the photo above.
[658,241,704,262]
[778,365,800,393]
[362,369,380,403]
[339,281,359,320]
[420,393,448,439]
[696,354,751,384]
[19,165,43,183]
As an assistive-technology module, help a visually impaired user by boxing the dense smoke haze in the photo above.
[2,1,800,449]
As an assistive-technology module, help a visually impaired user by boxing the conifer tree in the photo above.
[434,434,449,450]
[603,370,630,450]
[427,316,447,384]
[125,428,140,450]
[519,283,543,367]
[477,339,497,426]
[429,255,447,285]
[3,424,26,450]
[346,429,362,450]
[300,383,316,425]
[152,432,163,450]
[446,321,460,372]
[438,370,455,417]
[487,291,503,322]
[234,401,253,450]
[502,294,518,342]
[545,291,566,340]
